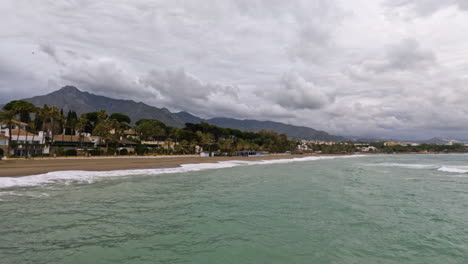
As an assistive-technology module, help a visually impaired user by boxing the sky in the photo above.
[1,0,468,140]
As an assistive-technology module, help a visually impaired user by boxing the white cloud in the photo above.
[386,0,468,16]
[1,0,468,139]
[271,73,330,110]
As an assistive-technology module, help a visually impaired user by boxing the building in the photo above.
[118,138,138,154]
[123,129,138,137]
[141,140,177,150]
[0,134,8,156]
[236,151,268,157]
[0,129,48,156]
[359,146,378,152]
[52,135,94,149]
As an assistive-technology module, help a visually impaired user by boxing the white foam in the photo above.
[438,166,468,174]
[372,162,468,174]
[371,163,438,169]
[0,155,364,189]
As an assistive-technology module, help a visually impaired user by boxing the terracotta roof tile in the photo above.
[10,129,38,137]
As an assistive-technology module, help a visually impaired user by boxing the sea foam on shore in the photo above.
[0,155,363,189]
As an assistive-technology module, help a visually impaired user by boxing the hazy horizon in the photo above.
[1,0,468,139]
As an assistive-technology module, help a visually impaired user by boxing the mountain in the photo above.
[175,111,204,124]
[17,86,345,141]
[176,112,346,141]
[23,86,185,127]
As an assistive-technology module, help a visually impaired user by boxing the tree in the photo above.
[38,105,61,148]
[135,119,166,141]
[93,119,118,154]
[109,113,131,125]
[76,115,88,148]
[0,110,15,157]
[26,119,38,158]
[65,110,78,135]
[4,101,37,156]
[109,113,131,139]
[3,100,36,123]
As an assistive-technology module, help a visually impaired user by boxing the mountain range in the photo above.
[14,86,346,141]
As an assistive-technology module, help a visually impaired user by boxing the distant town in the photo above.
[1,100,467,159]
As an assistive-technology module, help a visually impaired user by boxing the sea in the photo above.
[0,154,467,263]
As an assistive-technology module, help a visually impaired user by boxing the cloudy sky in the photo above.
[1,0,468,139]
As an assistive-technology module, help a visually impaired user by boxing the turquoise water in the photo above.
[1,154,468,263]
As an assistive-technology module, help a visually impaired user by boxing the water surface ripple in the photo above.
[1,154,467,263]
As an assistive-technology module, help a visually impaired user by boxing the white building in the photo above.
[0,120,49,156]
[359,146,378,152]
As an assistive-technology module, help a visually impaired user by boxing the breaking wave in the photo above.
[437,166,468,174]
[0,155,364,189]
[372,163,468,174]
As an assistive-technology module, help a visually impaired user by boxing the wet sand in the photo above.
[0,154,318,177]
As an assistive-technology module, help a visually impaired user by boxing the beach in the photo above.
[0,154,315,177]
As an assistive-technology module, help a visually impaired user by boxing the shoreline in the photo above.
[0,154,327,178]
[1,152,462,178]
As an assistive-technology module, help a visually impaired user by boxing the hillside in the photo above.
[176,112,346,141]
[15,86,346,141]
[23,86,185,127]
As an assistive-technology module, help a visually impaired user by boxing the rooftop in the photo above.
[11,129,38,137]
[53,135,92,143]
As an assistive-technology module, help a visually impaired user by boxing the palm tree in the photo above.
[49,106,62,147]
[26,121,37,159]
[0,110,16,158]
[23,106,38,158]
[37,106,61,153]
[77,115,88,148]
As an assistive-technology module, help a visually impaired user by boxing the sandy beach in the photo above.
[0,154,319,177]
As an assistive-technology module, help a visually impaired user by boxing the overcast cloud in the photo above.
[1,0,468,139]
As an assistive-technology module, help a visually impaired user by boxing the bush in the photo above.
[88,148,102,156]
[107,147,117,155]
[0,148,4,157]
[135,145,148,155]
[65,149,77,156]
[119,149,129,155]
[55,147,65,156]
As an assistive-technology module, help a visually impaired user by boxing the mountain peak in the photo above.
[57,86,81,94]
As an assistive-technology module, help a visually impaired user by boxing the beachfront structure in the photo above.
[10,120,29,130]
[141,140,178,150]
[236,151,267,157]
[0,128,48,156]
[359,146,378,152]
[52,135,95,148]
[0,134,8,155]
[117,138,138,153]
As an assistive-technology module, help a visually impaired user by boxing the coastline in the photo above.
[0,154,326,177]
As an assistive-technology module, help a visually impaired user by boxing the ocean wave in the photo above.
[0,191,50,198]
[0,155,364,189]
[437,166,468,174]
[372,163,468,174]
[371,163,438,169]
